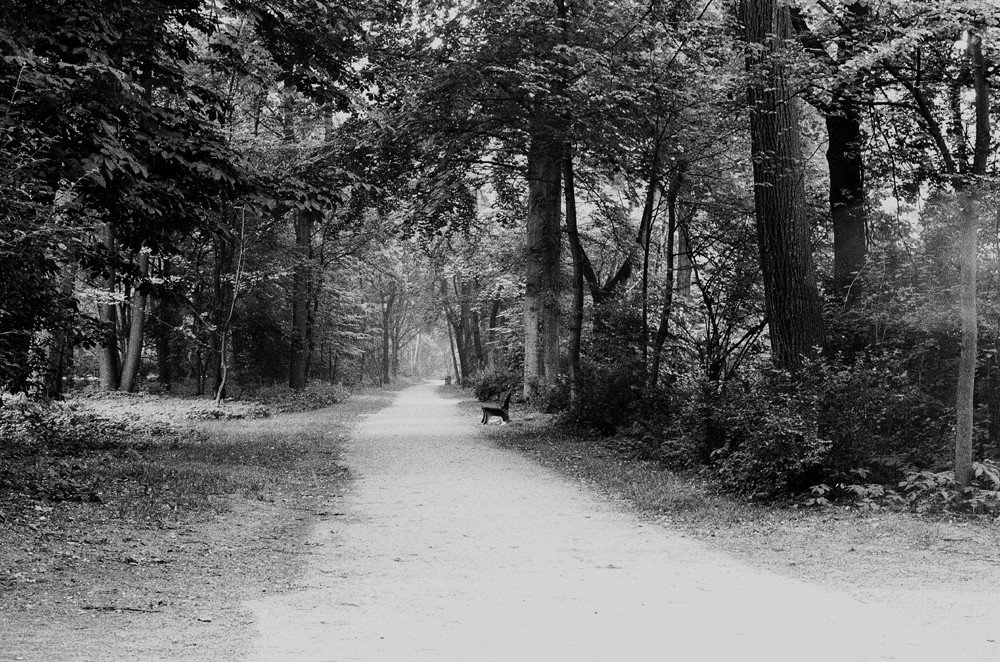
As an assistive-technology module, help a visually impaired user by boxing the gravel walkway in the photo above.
[247,383,974,661]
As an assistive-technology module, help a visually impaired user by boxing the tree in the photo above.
[791,2,871,299]
[741,0,825,370]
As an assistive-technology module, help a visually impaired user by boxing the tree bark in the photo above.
[826,109,867,299]
[791,3,869,302]
[120,252,149,393]
[381,290,394,385]
[563,144,584,410]
[98,224,121,391]
[742,0,825,370]
[522,124,563,399]
[955,30,990,488]
[649,162,685,389]
[446,320,460,384]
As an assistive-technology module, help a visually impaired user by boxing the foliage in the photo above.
[565,358,645,436]
[0,401,154,502]
[253,383,351,413]
[697,352,954,499]
[184,402,270,421]
[471,366,520,403]
[897,461,1000,515]
[707,372,832,499]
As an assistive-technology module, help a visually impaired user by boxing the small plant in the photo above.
[803,480,889,510]
[897,460,1000,515]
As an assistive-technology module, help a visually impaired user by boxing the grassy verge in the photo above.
[0,387,394,661]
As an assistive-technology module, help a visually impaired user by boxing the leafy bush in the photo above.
[709,372,832,498]
[566,359,645,435]
[897,461,1000,515]
[691,352,954,500]
[803,354,950,477]
[471,366,519,402]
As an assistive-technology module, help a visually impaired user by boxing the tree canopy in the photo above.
[4,0,1000,500]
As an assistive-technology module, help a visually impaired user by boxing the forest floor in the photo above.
[2,382,1000,660]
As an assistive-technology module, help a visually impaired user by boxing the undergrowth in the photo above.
[806,460,1000,516]
[253,383,351,412]
[0,400,323,525]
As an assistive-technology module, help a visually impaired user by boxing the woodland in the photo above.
[3,0,1000,508]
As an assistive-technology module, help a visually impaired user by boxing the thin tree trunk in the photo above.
[289,210,314,390]
[381,291,394,385]
[98,224,121,391]
[446,319,460,385]
[211,235,233,395]
[674,215,692,299]
[955,30,990,488]
[649,162,685,389]
[563,144,584,411]
[120,252,150,393]
[742,0,825,370]
[956,191,978,488]
[214,212,247,404]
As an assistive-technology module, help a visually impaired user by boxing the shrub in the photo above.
[897,461,1000,515]
[709,372,832,498]
[563,358,645,435]
[472,366,519,402]
[805,354,950,477]
[702,353,952,499]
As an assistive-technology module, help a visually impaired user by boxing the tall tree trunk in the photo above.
[564,144,584,411]
[98,224,121,391]
[649,162,685,389]
[289,210,314,390]
[522,124,563,399]
[446,321,460,384]
[742,0,825,370]
[120,252,149,393]
[955,30,991,488]
[826,109,867,300]
[956,191,978,489]
[381,291,394,385]
[674,215,692,299]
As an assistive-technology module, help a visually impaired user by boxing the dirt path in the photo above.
[245,384,979,661]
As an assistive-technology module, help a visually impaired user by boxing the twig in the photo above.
[82,605,160,613]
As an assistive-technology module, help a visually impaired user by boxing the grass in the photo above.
[0,386,392,640]
[0,390,356,528]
